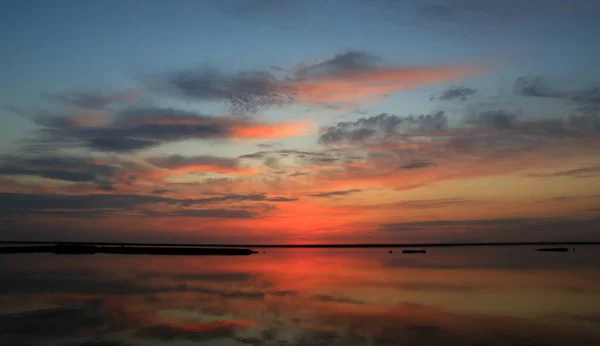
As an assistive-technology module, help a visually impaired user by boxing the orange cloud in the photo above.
[288,64,484,104]
[229,120,314,139]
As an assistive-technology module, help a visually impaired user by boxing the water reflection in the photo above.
[1,247,599,345]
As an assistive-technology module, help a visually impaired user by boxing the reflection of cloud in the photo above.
[307,302,600,346]
[312,294,364,305]
[134,320,256,342]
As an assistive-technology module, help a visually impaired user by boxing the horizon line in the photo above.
[1,240,600,248]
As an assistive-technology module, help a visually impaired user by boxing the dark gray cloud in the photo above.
[433,86,477,101]
[22,107,285,153]
[399,160,435,169]
[464,109,518,128]
[165,68,292,115]
[139,271,254,282]
[147,155,244,172]
[85,137,161,153]
[319,112,448,146]
[0,156,118,183]
[0,192,294,218]
[309,189,361,198]
[294,51,382,79]
[514,76,600,106]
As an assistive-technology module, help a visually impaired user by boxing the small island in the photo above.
[402,249,427,254]
[536,247,569,252]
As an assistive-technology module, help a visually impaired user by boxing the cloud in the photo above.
[0,192,295,218]
[391,198,470,209]
[294,51,382,79]
[0,155,118,183]
[399,160,435,169]
[309,189,361,198]
[134,320,255,342]
[152,208,255,219]
[319,111,448,146]
[514,76,600,106]
[22,107,312,153]
[160,51,483,111]
[47,90,141,109]
[528,166,600,179]
[163,67,292,114]
[432,86,477,101]
[464,109,518,128]
[147,155,258,175]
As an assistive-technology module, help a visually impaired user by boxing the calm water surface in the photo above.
[1,247,599,345]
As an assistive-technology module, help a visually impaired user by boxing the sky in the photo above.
[1,0,599,243]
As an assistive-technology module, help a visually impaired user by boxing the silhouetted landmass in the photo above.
[0,244,257,256]
[402,249,427,254]
[0,241,599,248]
[536,247,570,252]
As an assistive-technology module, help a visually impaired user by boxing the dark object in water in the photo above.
[402,249,426,254]
[0,245,258,256]
[536,247,569,252]
[388,250,392,253]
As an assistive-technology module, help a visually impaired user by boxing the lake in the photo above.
[1,246,599,345]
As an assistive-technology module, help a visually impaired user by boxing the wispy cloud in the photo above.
[308,189,362,198]
[528,166,600,179]
[431,86,477,101]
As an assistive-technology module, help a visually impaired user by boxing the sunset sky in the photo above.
[1,0,599,243]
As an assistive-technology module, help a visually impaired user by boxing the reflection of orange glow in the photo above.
[160,320,256,332]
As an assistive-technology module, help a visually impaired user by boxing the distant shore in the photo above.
[1,241,599,248]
